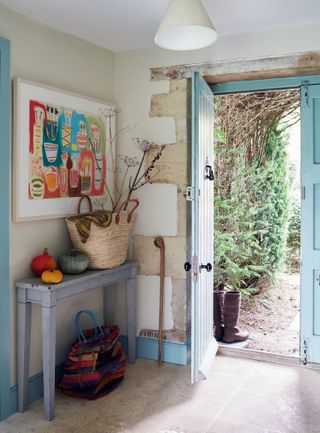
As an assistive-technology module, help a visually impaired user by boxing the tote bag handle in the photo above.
[77,195,93,215]
[115,199,139,225]
[75,310,103,341]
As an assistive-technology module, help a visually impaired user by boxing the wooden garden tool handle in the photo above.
[154,236,165,366]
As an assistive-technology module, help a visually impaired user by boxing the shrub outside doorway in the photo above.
[214,90,300,356]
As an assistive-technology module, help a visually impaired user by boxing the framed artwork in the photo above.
[13,78,116,221]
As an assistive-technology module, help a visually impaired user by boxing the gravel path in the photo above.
[239,272,300,356]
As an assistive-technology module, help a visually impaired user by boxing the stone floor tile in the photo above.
[1,356,320,433]
[215,387,320,433]
[143,396,225,433]
[210,355,257,377]
[194,372,245,402]
[205,419,269,433]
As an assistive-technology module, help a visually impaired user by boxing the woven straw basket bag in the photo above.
[66,195,139,269]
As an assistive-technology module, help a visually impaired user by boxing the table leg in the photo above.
[126,277,136,364]
[17,296,31,412]
[42,303,56,421]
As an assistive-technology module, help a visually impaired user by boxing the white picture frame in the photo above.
[13,78,116,222]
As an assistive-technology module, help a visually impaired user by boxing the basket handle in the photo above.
[115,199,139,225]
[75,310,103,342]
[77,195,93,215]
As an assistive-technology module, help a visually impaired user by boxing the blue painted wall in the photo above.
[0,36,11,420]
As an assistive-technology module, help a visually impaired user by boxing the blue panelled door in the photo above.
[191,72,217,383]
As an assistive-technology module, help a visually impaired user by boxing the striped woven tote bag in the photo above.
[60,310,126,399]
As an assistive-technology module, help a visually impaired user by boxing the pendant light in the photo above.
[154,0,217,51]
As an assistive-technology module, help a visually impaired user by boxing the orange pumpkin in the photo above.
[41,269,63,284]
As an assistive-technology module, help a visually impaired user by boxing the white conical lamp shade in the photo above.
[155,0,217,51]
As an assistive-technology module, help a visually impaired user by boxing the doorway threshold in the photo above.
[218,345,320,370]
[218,345,300,366]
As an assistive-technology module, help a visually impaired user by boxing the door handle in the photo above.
[184,262,192,272]
[200,263,212,272]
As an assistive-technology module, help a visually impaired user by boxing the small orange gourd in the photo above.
[41,269,63,284]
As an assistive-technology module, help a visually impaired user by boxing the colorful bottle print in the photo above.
[44,142,58,163]
[77,121,88,151]
[80,157,92,193]
[33,107,44,157]
[70,169,80,188]
[30,175,45,199]
[90,124,101,153]
[45,170,58,193]
[59,168,68,196]
[94,153,103,190]
[62,111,72,150]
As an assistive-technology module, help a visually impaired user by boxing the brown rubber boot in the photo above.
[214,290,225,341]
[223,291,249,343]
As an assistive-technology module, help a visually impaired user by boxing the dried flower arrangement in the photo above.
[89,108,166,212]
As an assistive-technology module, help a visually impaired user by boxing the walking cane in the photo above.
[154,236,165,366]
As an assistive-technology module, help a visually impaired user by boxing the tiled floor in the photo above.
[1,355,320,433]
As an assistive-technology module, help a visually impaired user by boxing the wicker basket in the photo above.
[66,196,139,269]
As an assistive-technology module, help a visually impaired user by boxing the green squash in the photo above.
[58,249,90,274]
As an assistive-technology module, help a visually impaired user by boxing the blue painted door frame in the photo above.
[300,83,320,364]
[211,74,320,364]
[0,36,11,420]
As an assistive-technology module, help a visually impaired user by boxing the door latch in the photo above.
[200,263,212,272]
[205,165,214,181]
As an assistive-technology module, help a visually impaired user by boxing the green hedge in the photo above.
[214,124,290,297]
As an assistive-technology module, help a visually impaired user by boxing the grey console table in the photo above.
[16,261,137,421]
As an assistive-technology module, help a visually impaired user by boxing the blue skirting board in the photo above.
[7,336,190,418]
[135,336,190,365]
[8,363,65,417]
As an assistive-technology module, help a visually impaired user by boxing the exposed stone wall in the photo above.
[133,79,190,337]
[150,51,320,83]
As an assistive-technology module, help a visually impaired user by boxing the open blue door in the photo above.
[301,82,320,364]
[191,72,218,383]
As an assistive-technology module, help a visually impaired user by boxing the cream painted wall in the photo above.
[113,22,320,337]
[0,5,115,385]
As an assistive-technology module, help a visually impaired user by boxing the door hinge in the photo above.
[301,186,306,200]
[192,255,198,282]
[302,80,310,107]
[184,186,195,201]
[301,338,309,365]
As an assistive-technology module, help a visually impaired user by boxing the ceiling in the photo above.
[1,0,320,52]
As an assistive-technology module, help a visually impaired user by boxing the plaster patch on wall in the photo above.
[137,275,173,331]
[150,79,188,119]
[144,143,187,185]
[171,278,188,332]
[140,116,176,144]
[133,235,187,279]
[133,184,177,236]
[115,77,171,152]
[177,190,187,238]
